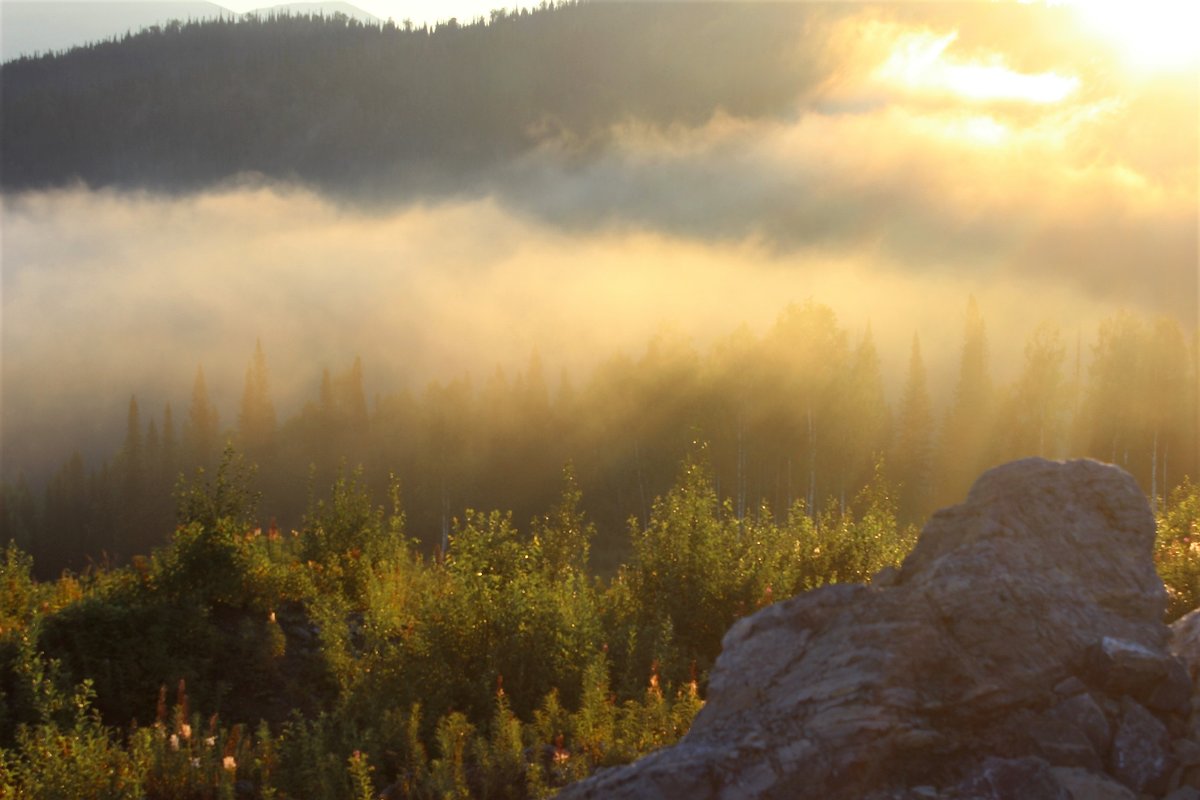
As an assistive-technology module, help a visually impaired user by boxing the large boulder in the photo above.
[557,458,1197,799]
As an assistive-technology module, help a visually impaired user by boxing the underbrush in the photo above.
[0,446,959,798]
[1155,477,1200,621]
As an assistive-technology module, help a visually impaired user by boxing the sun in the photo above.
[1066,0,1200,74]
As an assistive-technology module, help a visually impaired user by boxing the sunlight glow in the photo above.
[878,31,1080,104]
[1066,0,1200,73]
[958,116,1011,146]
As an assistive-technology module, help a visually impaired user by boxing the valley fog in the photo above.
[1,183,1157,486]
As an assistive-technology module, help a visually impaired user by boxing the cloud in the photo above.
[477,8,1196,323]
[1,182,1152,483]
[2,2,1194,484]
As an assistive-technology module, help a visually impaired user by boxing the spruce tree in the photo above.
[935,296,996,506]
[891,334,934,524]
[238,339,277,457]
[184,366,220,471]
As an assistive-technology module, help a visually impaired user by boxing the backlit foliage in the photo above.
[0,446,918,798]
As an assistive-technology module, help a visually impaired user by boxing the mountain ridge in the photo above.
[0,0,381,62]
[0,3,818,197]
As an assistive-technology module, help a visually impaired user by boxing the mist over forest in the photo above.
[1,1,1197,573]
[2,4,1200,798]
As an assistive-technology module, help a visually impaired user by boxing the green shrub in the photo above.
[0,446,930,799]
[1156,478,1200,621]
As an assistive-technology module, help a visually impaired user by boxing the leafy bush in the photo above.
[1156,478,1200,621]
[1,444,925,798]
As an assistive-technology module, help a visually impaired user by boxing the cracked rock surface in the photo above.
[557,458,1200,800]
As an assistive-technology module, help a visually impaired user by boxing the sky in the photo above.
[2,0,1198,483]
[289,0,513,23]
[214,0,515,23]
[0,0,524,60]
[1,0,510,22]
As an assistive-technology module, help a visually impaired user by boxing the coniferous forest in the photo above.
[3,299,1198,580]
[1,3,817,196]
[1,2,1198,798]
[1,296,1196,798]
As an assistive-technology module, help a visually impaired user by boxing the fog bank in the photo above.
[1,185,1150,484]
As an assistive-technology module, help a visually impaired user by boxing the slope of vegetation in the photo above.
[0,294,1194,796]
[0,446,922,799]
[2,446,1197,799]
[0,2,832,196]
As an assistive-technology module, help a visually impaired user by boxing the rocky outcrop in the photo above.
[558,458,1200,800]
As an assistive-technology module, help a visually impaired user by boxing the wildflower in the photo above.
[191,758,201,769]
[205,736,216,748]
[553,735,570,764]
[179,723,192,740]
[156,685,168,728]
[169,734,180,751]
[223,755,237,772]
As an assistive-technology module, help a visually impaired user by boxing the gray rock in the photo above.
[1027,718,1103,772]
[874,565,900,587]
[1147,656,1195,715]
[1085,637,1167,694]
[1084,637,1192,713]
[555,459,1166,800]
[1109,698,1176,795]
[1049,692,1112,757]
[950,757,1069,800]
[1048,767,1136,800]
[1053,676,1088,697]
[1174,739,1200,767]
[1172,609,1200,679]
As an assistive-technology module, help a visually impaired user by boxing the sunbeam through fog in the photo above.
[2,0,1196,489]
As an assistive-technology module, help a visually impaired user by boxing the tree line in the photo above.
[0,426,921,797]
[1,423,1198,798]
[2,298,1196,578]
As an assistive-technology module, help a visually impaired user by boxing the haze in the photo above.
[2,0,1196,487]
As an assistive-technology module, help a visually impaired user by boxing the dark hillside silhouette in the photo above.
[0,3,836,197]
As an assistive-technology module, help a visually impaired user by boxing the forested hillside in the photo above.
[1,2,828,196]
[2,430,1199,798]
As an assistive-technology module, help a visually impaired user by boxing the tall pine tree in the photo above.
[238,339,277,457]
[890,333,934,524]
[935,296,996,506]
[184,366,220,471]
